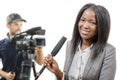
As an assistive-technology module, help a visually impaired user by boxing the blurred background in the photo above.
[0,0,119,80]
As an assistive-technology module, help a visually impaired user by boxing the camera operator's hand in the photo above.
[4,72,15,80]
[43,54,63,80]
[0,70,15,80]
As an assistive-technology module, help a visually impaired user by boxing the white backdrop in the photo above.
[0,0,119,80]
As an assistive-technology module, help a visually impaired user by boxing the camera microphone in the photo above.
[24,26,45,35]
[35,36,67,80]
[25,27,41,34]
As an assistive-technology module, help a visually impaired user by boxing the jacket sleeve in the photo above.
[99,44,116,80]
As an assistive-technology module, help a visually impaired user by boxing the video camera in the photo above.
[10,26,45,50]
[11,26,45,80]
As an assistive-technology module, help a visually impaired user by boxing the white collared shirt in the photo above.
[68,43,92,80]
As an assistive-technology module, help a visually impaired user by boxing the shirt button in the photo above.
[77,47,79,51]
[79,77,82,80]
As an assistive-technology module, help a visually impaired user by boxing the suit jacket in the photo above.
[62,41,116,80]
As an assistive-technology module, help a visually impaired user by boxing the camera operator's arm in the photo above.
[44,54,63,80]
[0,69,15,80]
[34,47,44,65]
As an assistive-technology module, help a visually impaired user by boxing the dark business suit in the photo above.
[63,41,116,80]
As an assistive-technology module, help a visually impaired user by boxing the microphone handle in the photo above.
[35,66,46,80]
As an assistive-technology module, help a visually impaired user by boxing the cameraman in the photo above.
[0,13,26,80]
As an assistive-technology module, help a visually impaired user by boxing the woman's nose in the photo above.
[82,21,90,29]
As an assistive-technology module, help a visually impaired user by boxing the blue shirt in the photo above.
[0,38,23,80]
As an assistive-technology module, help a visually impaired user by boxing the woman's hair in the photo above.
[71,3,110,58]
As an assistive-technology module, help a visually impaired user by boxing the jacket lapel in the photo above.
[66,51,74,74]
[83,51,95,79]
[64,49,75,80]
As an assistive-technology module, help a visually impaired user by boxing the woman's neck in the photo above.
[81,39,92,50]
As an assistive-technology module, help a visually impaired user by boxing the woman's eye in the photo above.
[90,21,96,25]
[80,19,85,22]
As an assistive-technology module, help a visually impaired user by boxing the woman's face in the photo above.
[78,8,97,41]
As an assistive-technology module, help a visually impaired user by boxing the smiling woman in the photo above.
[43,3,116,80]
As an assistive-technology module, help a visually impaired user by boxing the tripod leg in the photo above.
[32,62,37,78]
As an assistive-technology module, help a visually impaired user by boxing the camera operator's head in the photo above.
[6,13,26,37]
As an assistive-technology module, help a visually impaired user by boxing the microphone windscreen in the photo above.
[26,27,41,34]
[34,47,44,65]
[51,36,67,56]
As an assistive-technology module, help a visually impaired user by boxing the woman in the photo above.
[44,3,116,80]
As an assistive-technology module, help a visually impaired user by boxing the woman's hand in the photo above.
[44,54,59,74]
[43,54,63,80]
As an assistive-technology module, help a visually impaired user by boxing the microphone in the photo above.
[25,26,41,35]
[51,36,67,56]
[24,26,45,35]
[35,36,67,80]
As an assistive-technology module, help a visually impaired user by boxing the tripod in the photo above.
[10,26,46,80]
[12,48,38,80]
